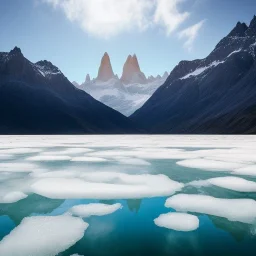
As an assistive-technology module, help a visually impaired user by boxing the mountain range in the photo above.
[1,16,256,134]
[131,15,256,134]
[0,47,139,134]
[73,53,168,116]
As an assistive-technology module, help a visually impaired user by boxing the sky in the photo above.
[0,0,256,83]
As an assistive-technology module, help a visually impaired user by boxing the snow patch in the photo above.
[180,61,224,80]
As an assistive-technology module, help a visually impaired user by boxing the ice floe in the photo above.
[232,165,256,176]
[116,157,151,165]
[41,148,93,155]
[0,215,88,256]
[188,176,256,192]
[1,191,28,203]
[0,148,42,154]
[31,173,183,199]
[177,159,246,171]
[165,194,256,224]
[154,212,199,231]
[0,163,38,172]
[26,155,72,161]
[71,157,107,162]
[68,203,122,218]
[208,176,256,192]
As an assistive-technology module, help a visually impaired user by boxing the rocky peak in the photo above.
[162,71,169,79]
[246,15,256,36]
[85,74,91,83]
[9,46,23,57]
[121,54,146,84]
[36,60,61,74]
[228,22,248,37]
[96,52,114,82]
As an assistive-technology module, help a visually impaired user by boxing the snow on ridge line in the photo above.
[154,212,199,232]
[0,215,88,256]
[31,173,184,200]
[68,203,122,218]
[165,194,256,224]
[180,60,224,80]
[226,48,242,58]
[180,48,243,81]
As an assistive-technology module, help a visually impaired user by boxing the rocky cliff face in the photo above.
[96,52,115,82]
[121,54,147,84]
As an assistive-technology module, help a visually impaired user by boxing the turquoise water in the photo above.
[0,135,256,256]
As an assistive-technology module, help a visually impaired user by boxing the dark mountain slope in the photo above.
[0,47,139,134]
[131,16,256,134]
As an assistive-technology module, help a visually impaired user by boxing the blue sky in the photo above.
[0,0,256,83]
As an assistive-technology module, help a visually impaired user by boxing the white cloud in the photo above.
[178,20,205,51]
[154,0,190,35]
[42,0,203,44]
[44,0,153,38]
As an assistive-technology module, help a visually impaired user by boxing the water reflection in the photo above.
[126,199,142,213]
[0,194,64,225]
[210,216,252,242]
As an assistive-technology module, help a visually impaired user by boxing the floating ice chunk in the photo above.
[187,176,256,192]
[0,155,14,160]
[0,148,42,154]
[0,216,88,256]
[116,157,150,166]
[42,148,93,155]
[71,157,107,162]
[154,212,199,231]
[1,191,28,203]
[177,158,246,171]
[0,163,38,172]
[31,173,183,199]
[70,254,83,256]
[233,165,256,176]
[68,203,122,218]
[26,155,71,161]
[206,153,256,163]
[31,171,77,178]
[165,194,256,224]
[207,176,256,192]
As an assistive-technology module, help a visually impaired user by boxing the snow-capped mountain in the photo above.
[131,16,256,134]
[0,47,139,134]
[74,53,168,116]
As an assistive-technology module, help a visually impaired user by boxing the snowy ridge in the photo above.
[180,60,224,80]
[35,61,62,78]
[77,76,167,116]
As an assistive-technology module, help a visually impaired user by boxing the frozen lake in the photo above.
[0,135,256,256]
